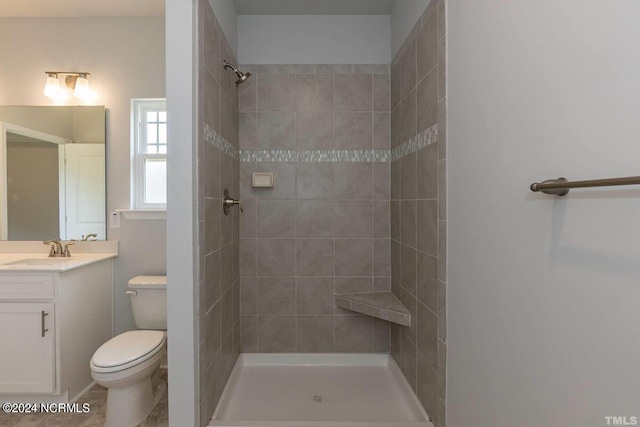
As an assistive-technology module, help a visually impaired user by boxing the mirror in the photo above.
[0,106,106,241]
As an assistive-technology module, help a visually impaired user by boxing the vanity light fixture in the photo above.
[43,71,93,101]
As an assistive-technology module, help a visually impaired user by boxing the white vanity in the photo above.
[0,241,117,403]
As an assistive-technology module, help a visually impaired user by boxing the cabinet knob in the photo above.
[125,290,137,296]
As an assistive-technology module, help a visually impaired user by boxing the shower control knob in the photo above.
[223,189,242,215]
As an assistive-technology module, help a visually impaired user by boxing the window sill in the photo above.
[116,209,167,220]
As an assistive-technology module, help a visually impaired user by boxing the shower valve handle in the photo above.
[223,189,243,215]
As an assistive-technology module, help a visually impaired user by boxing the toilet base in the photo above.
[92,353,164,427]
[104,374,154,427]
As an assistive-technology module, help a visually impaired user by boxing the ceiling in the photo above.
[233,0,398,15]
[0,0,398,18]
[0,0,164,17]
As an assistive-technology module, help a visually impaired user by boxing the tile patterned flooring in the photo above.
[0,370,168,427]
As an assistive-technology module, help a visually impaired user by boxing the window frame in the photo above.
[131,98,167,210]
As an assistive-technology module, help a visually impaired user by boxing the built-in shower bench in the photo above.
[334,291,411,326]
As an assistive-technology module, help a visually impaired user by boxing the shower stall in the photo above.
[194,0,446,425]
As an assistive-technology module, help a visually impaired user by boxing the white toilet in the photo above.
[90,276,167,427]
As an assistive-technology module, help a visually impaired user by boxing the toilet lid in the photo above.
[91,330,166,370]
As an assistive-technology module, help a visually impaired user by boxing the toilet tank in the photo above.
[128,276,167,329]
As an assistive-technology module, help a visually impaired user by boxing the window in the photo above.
[132,99,167,209]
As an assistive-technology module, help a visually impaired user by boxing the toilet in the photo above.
[90,276,167,427]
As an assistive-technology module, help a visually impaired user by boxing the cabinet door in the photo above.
[0,302,55,393]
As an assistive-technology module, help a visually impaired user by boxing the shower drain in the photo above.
[309,393,327,403]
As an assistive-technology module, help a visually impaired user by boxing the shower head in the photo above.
[223,60,252,86]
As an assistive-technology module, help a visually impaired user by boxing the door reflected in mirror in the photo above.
[0,106,106,241]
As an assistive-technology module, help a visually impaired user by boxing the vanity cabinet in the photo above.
[0,258,114,403]
[0,302,55,393]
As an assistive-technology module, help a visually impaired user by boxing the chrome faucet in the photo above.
[43,240,74,257]
[82,234,98,241]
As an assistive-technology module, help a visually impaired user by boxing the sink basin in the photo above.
[4,258,72,266]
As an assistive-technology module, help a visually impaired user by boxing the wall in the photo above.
[390,0,430,57]
[166,0,198,423]
[389,1,446,426]
[237,15,391,64]
[448,1,640,426]
[0,17,166,333]
[197,0,240,424]
[210,0,238,56]
[238,64,391,353]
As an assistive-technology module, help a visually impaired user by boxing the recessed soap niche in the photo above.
[252,172,274,188]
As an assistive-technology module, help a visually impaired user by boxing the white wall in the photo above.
[390,0,430,58]
[0,17,166,333]
[237,15,391,64]
[448,1,640,426]
[210,0,238,56]
[166,0,198,424]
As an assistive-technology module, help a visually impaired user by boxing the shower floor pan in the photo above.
[209,353,433,427]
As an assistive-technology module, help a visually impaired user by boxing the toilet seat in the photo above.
[91,330,166,374]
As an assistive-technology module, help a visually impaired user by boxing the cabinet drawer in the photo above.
[0,276,55,300]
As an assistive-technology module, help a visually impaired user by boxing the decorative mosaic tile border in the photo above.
[205,123,437,163]
[204,124,238,160]
[239,149,390,163]
[390,124,438,161]
[238,124,438,163]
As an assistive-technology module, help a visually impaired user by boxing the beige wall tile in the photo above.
[401,200,417,247]
[240,277,257,314]
[296,200,334,238]
[417,302,438,368]
[238,76,256,112]
[298,316,335,352]
[297,277,335,315]
[257,112,296,149]
[335,74,373,111]
[417,199,437,256]
[335,112,373,149]
[296,163,334,199]
[334,163,373,200]
[257,239,295,276]
[205,250,221,310]
[296,112,334,149]
[258,74,296,111]
[417,251,438,312]
[373,162,390,200]
[374,74,391,112]
[296,74,334,111]
[373,112,391,150]
[258,315,296,352]
[418,69,438,132]
[401,244,417,295]
[335,239,373,276]
[258,277,295,314]
[335,315,373,352]
[335,201,373,238]
[240,315,257,352]
[417,10,438,84]
[296,238,335,276]
[374,238,391,277]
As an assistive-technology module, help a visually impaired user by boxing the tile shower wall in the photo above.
[197,1,240,425]
[390,2,447,427]
[238,64,392,354]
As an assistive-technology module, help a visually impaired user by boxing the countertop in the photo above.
[0,253,118,272]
